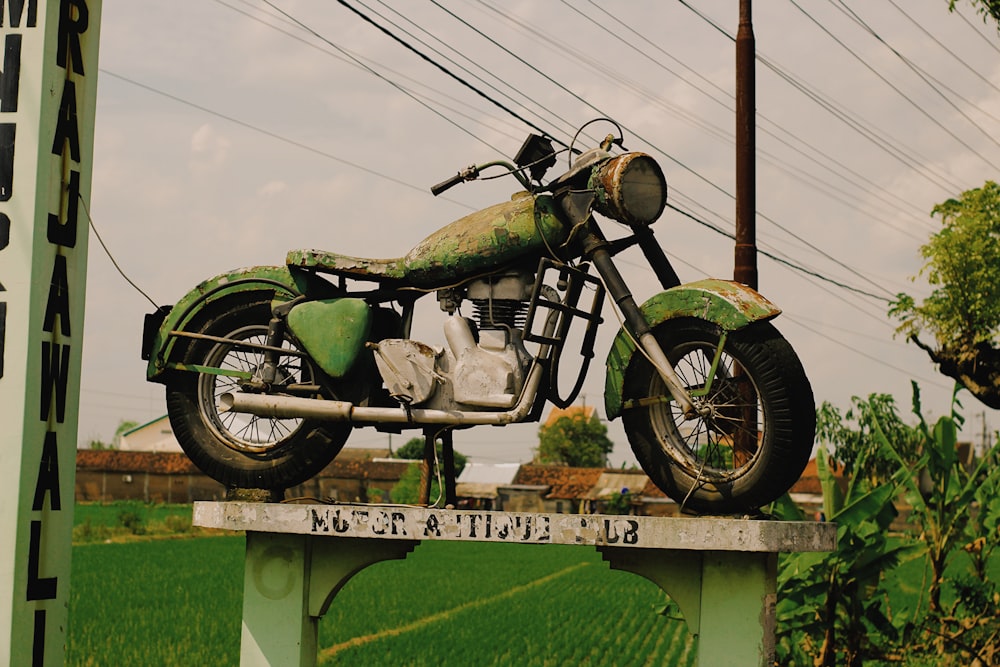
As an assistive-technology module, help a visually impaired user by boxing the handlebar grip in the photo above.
[431,173,465,196]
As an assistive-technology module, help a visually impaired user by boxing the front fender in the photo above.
[143,265,333,383]
[603,279,780,420]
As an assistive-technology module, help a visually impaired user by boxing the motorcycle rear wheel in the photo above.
[165,292,351,492]
[622,318,814,514]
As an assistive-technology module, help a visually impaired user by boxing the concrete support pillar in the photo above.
[239,532,416,667]
[195,502,835,667]
[600,547,777,666]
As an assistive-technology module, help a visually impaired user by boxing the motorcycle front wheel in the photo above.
[165,292,351,492]
[622,318,814,514]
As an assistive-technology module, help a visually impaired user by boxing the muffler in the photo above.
[220,364,542,426]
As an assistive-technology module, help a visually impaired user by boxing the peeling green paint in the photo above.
[286,299,371,377]
[285,193,568,288]
[145,265,332,382]
[603,280,781,420]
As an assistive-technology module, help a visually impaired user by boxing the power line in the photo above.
[832,0,1000,141]
[788,0,1000,172]
[887,0,1000,98]
[328,0,567,149]
[677,0,966,196]
[258,0,508,155]
[664,202,891,302]
[99,69,476,209]
[210,0,530,143]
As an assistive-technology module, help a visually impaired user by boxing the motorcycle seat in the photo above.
[286,249,407,281]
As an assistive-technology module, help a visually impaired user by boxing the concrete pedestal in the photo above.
[194,502,836,667]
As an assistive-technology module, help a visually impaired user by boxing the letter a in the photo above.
[32,432,62,511]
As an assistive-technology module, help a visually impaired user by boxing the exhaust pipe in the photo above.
[220,364,543,427]
[221,392,528,426]
[219,393,353,421]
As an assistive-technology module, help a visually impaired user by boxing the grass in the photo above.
[72,501,216,543]
[67,503,693,666]
[68,536,245,666]
[70,502,999,665]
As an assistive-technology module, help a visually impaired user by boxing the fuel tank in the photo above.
[401,192,569,285]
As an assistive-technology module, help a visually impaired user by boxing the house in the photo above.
[76,449,224,503]
[455,463,521,510]
[290,448,402,502]
[543,403,597,427]
[74,447,406,504]
[506,465,680,516]
[117,415,182,453]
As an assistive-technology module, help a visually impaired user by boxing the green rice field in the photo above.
[67,504,694,666]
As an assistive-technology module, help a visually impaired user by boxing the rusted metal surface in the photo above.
[403,193,567,286]
[591,152,667,226]
[735,0,757,290]
[284,249,407,280]
[219,360,545,425]
[285,193,567,288]
[603,279,781,420]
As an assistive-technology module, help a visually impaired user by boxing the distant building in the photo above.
[543,404,597,427]
[76,449,223,503]
[117,415,182,453]
[455,463,521,510]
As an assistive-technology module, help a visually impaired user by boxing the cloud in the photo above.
[258,180,288,197]
[189,124,231,172]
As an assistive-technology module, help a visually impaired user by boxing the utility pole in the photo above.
[734,1,759,459]
[735,0,757,289]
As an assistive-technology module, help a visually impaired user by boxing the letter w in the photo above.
[2,0,38,28]
[40,341,70,423]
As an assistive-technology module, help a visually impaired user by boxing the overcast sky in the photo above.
[80,0,1000,465]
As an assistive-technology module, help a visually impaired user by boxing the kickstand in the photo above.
[440,430,457,508]
[417,428,457,507]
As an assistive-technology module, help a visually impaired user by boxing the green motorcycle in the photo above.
[142,121,814,514]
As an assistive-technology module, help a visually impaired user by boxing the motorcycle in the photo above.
[142,120,815,514]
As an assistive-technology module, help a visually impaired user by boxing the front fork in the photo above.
[585,234,704,419]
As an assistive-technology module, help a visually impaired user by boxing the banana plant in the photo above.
[873,383,1000,661]
[774,445,917,667]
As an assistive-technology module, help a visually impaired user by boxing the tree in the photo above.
[777,386,1000,665]
[113,419,138,447]
[392,436,467,478]
[816,393,921,486]
[389,463,439,505]
[890,181,1000,408]
[534,408,613,468]
[947,0,1000,24]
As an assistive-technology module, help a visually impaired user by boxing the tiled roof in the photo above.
[543,404,597,427]
[584,472,650,499]
[789,458,844,496]
[76,449,201,474]
[322,458,411,481]
[512,464,604,499]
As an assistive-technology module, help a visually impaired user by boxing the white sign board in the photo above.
[0,1,101,664]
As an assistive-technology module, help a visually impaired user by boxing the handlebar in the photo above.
[430,164,479,196]
[430,171,470,196]
[430,160,531,196]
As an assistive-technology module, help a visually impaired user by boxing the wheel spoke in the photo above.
[198,325,308,455]
[645,340,767,477]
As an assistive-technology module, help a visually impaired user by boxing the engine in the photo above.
[371,271,535,410]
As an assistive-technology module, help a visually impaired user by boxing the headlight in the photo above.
[591,153,667,226]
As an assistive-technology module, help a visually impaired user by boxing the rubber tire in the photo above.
[622,318,815,514]
[165,292,351,491]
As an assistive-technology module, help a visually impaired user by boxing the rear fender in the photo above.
[603,279,780,420]
[143,265,334,383]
